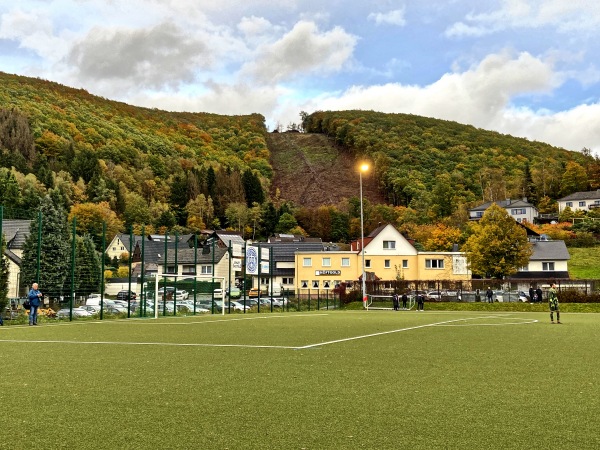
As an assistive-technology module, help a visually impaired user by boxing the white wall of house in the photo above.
[525,260,569,272]
[363,224,418,256]
[558,198,600,213]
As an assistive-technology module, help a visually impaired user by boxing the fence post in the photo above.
[100,222,105,320]
[36,211,42,284]
[69,217,76,321]
[140,225,145,318]
[127,226,133,318]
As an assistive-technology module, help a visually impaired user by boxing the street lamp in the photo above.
[359,163,369,308]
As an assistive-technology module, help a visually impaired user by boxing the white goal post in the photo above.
[150,274,226,318]
[366,294,416,311]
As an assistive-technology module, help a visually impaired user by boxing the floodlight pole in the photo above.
[360,164,368,309]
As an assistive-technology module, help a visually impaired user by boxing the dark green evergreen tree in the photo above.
[261,202,279,237]
[20,194,71,299]
[74,235,101,296]
[242,169,264,207]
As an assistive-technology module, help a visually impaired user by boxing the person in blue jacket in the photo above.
[28,282,42,326]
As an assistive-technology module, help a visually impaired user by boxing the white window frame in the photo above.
[200,265,212,275]
[383,240,396,250]
[425,259,445,269]
[303,257,312,267]
[542,262,555,271]
[402,259,408,269]
[341,257,350,267]
[322,257,331,267]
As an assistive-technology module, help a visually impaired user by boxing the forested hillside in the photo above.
[302,110,599,221]
[1,72,598,247]
[0,71,273,235]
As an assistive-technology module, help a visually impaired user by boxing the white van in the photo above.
[213,289,224,299]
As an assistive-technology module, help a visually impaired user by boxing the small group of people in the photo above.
[528,286,544,303]
[392,293,409,311]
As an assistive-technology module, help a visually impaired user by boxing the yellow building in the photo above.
[294,224,470,293]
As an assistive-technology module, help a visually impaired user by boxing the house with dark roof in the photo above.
[2,219,32,297]
[469,198,538,223]
[511,237,570,280]
[558,189,600,213]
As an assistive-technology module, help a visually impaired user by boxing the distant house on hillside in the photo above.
[510,224,570,280]
[557,189,600,213]
[2,219,32,297]
[469,198,538,223]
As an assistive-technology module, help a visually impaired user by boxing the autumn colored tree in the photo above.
[462,203,532,278]
[425,224,463,252]
[69,201,123,247]
[561,160,588,196]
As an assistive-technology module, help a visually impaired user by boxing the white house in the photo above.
[557,190,600,213]
[469,198,538,223]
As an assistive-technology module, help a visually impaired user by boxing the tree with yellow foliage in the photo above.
[462,203,532,278]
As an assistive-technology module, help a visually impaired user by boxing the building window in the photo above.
[402,259,408,269]
[341,257,350,267]
[425,259,445,269]
[301,280,308,289]
[579,201,586,207]
[312,280,319,289]
[201,265,212,275]
[323,280,331,289]
[260,277,269,284]
[542,262,555,271]
[365,259,371,268]
[182,265,196,275]
[476,211,483,218]
[282,277,293,285]
[303,257,312,267]
[566,202,573,207]
[165,265,177,274]
[511,208,526,215]
[383,240,396,249]
[322,257,331,267]
[384,259,391,268]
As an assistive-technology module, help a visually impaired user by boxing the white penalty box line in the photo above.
[0,314,536,350]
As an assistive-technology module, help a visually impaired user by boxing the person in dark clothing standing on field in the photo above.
[536,287,543,304]
[401,292,408,310]
[417,293,425,311]
[529,286,535,302]
[486,287,493,303]
[393,293,399,311]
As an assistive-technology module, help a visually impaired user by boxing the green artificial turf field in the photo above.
[1,310,599,449]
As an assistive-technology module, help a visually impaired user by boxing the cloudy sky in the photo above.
[1,1,599,152]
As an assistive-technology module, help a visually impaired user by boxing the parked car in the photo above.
[213,289,224,299]
[79,305,101,315]
[57,307,93,318]
[116,290,137,301]
[518,291,530,302]
[227,301,252,312]
[426,291,442,301]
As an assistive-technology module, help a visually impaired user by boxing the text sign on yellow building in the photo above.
[315,270,341,276]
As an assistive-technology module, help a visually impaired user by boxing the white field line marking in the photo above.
[0,338,298,349]
[295,315,527,349]
[0,313,330,330]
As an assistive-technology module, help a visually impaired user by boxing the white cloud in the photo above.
[368,8,407,27]
[240,20,357,84]
[287,50,600,151]
[446,0,600,37]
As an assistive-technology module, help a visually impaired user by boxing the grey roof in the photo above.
[157,246,228,265]
[261,241,326,276]
[212,230,245,248]
[4,248,21,265]
[529,240,570,261]
[470,199,536,212]
[2,219,32,250]
[558,190,600,202]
